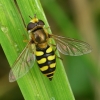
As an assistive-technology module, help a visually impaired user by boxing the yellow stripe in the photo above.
[35,51,44,56]
[46,46,52,53]
[37,58,46,64]
[40,66,48,71]
[48,76,53,78]
[45,71,55,76]
[50,63,56,68]
[48,55,55,61]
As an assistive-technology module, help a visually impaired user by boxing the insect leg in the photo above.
[50,44,63,61]
[56,55,63,61]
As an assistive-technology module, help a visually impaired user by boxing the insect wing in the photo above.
[51,34,91,56]
[9,43,35,82]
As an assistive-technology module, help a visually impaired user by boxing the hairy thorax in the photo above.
[31,28,48,49]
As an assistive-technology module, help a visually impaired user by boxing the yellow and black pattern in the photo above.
[35,45,56,80]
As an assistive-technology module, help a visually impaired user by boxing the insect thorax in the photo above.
[32,28,48,44]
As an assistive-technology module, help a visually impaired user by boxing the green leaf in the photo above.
[0,0,75,100]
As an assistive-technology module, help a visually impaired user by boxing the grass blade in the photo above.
[0,0,75,99]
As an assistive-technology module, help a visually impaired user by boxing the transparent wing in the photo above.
[50,34,92,56]
[9,42,35,82]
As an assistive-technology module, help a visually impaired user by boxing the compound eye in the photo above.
[27,22,36,31]
[38,20,45,25]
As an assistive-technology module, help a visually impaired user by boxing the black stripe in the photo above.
[36,45,54,60]
[47,73,53,77]
[41,67,56,74]
[36,45,53,54]
[37,59,56,68]
[36,51,54,60]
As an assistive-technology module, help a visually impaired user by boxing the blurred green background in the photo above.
[0,0,100,100]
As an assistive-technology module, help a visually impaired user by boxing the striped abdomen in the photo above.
[35,45,56,80]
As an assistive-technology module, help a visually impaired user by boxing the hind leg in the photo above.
[50,44,63,61]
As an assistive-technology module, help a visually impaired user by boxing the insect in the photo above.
[9,15,91,82]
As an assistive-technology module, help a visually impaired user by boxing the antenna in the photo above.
[34,14,36,18]
[29,16,32,19]
[29,14,37,19]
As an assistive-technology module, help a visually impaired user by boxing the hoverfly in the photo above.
[9,15,91,82]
